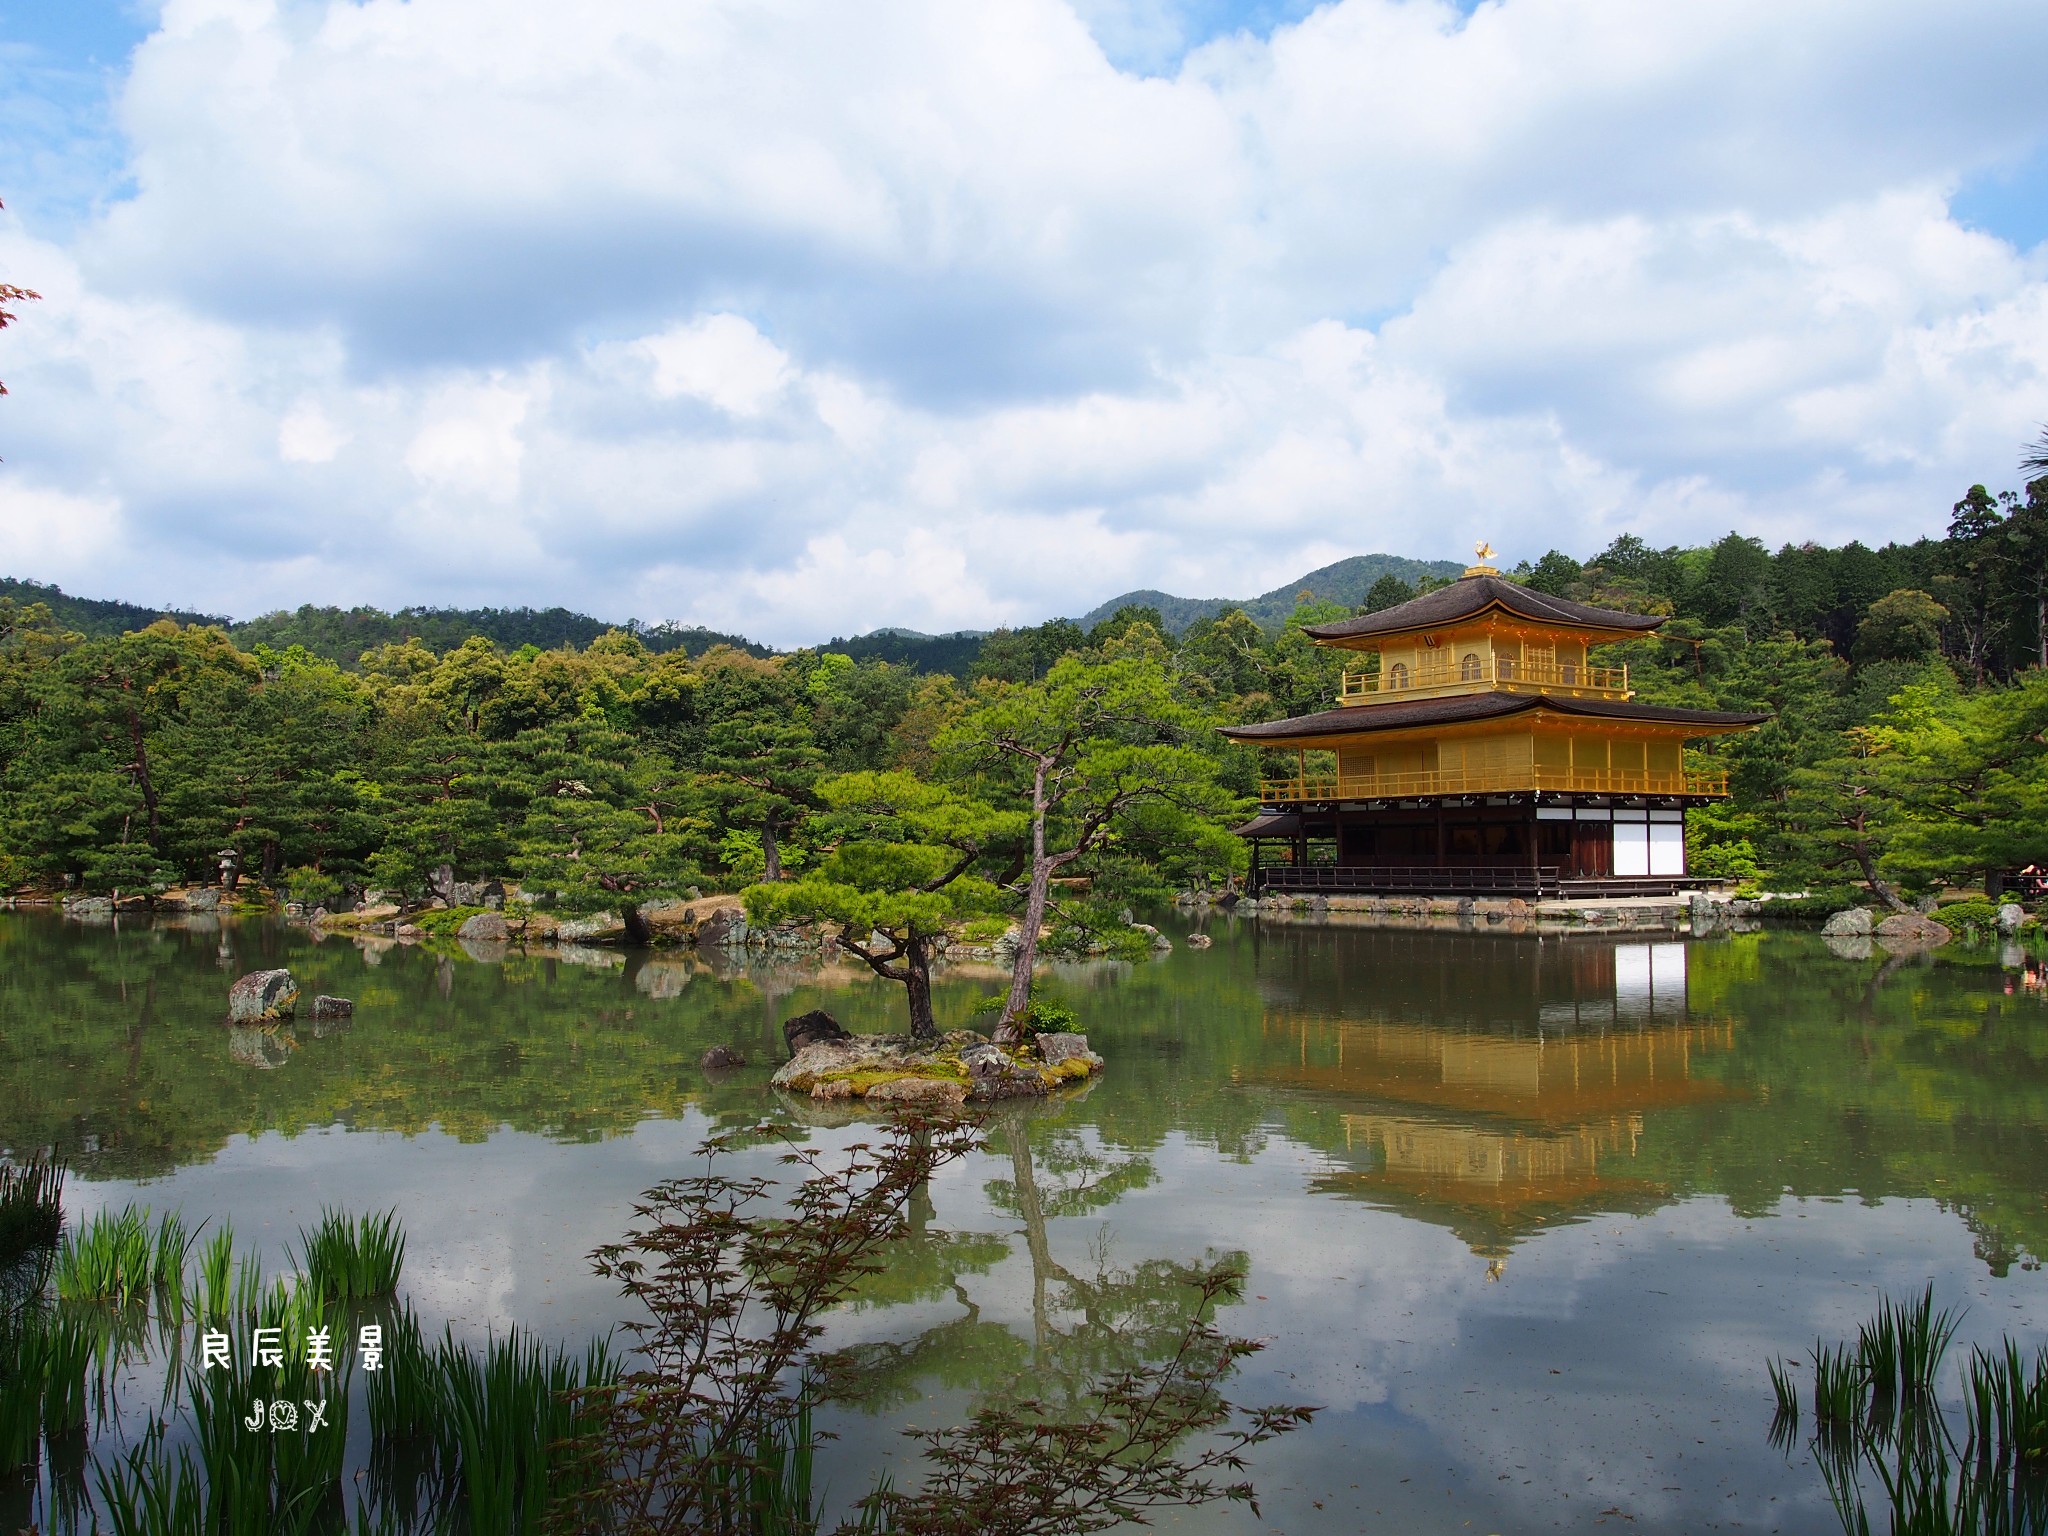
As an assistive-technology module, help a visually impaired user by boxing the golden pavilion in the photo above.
[1222,547,1766,896]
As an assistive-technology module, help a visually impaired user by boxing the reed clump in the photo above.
[53,1203,197,1311]
[1769,1285,2048,1533]
[0,1156,65,1271]
[5,1142,1314,1536]
[297,1207,405,1302]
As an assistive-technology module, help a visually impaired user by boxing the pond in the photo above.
[5,909,2048,1533]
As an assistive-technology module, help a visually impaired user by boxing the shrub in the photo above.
[1936,899,2001,941]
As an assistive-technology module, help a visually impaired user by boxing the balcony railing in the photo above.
[1339,657,1628,702]
[1256,765,1729,802]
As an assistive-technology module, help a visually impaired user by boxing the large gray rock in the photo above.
[1034,1033,1103,1073]
[555,911,626,943]
[1998,903,2026,935]
[696,908,750,950]
[1875,911,1952,948]
[310,995,353,1020]
[1186,932,1213,949]
[458,911,510,942]
[1821,908,1874,936]
[865,1076,969,1109]
[228,969,299,1022]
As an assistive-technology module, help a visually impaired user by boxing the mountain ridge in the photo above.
[1078,553,1464,634]
[1,551,1464,670]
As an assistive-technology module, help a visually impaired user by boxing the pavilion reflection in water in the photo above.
[1252,936,1736,1262]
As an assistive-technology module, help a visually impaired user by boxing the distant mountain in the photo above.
[3,549,1467,670]
[230,605,766,665]
[1079,553,1465,635]
[0,579,766,667]
[817,628,989,675]
[0,577,226,638]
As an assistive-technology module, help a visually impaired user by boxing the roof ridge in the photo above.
[1301,571,1665,643]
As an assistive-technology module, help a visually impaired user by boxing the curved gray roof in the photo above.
[1302,573,1667,642]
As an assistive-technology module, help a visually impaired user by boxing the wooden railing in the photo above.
[1255,864,1564,896]
[1256,766,1729,802]
[1339,658,1628,702]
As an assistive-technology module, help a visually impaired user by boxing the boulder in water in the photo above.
[1874,911,1951,948]
[228,969,299,1022]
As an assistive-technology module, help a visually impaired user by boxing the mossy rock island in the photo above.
[770,1013,1103,1111]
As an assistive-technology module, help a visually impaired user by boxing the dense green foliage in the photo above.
[6,472,2048,911]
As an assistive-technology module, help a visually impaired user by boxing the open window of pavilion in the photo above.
[1220,547,1767,898]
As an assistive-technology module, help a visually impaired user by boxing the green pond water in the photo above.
[6,910,2048,1533]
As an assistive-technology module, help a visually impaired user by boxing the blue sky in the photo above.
[0,0,2045,643]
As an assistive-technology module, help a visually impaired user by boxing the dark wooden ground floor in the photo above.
[1238,793,1704,897]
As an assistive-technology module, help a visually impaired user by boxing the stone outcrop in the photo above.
[697,908,750,950]
[769,1027,1101,1110]
[159,887,222,913]
[229,969,299,1022]
[1821,908,1874,937]
[555,911,626,943]
[457,911,511,942]
[1186,933,1213,949]
[700,1045,746,1070]
[865,1076,970,1108]
[1874,911,1952,948]
[1032,1032,1104,1074]
[310,995,353,1020]
[1998,903,2026,935]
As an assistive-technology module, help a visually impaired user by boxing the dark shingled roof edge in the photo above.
[1302,573,1667,642]
[1219,692,1769,741]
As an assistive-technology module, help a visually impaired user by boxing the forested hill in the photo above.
[229,605,767,664]
[0,580,765,665]
[1080,553,1465,635]
[0,577,225,637]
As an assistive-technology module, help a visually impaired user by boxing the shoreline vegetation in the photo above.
[7,503,2048,1037]
[0,1130,1315,1536]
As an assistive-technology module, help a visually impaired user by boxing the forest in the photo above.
[1,471,2045,921]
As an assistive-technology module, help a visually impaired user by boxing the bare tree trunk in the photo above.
[903,934,937,1040]
[761,819,782,882]
[1853,847,1910,913]
[998,759,1053,1042]
[125,703,160,848]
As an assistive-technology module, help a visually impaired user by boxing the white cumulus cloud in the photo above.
[0,0,2043,640]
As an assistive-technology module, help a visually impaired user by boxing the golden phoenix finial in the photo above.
[1475,540,1496,564]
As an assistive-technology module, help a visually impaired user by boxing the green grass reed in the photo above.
[95,1429,207,1536]
[432,1324,618,1536]
[54,1204,185,1308]
[297,1207,405,1302]
[0,1156,65,1271]
[193,1224,236,1321]
[1776,1288,2048,1535]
